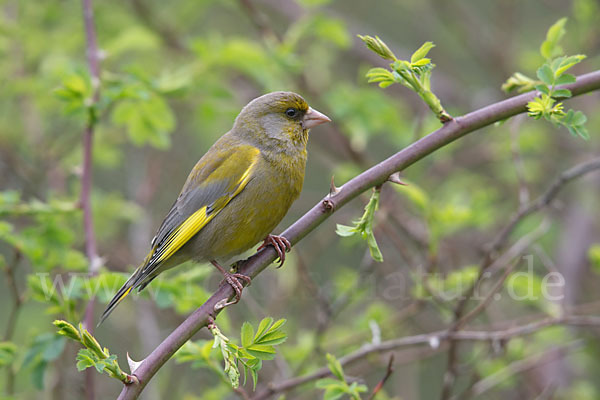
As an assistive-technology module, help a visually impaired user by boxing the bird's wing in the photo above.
[99,144,260,324]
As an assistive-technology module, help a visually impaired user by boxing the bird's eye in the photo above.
[285,108,298,118]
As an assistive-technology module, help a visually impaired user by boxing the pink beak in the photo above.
[302,107,331,129]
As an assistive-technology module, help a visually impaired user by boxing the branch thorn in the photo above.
[387,172,408,186]
[127,352,144,374]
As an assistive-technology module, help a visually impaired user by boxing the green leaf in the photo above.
[572,110,587,126]
[501,72,538,93]
[323,386,347,400]
[268,318,286,333]
[241,322,254,348]
[540,18,567,59]
[254,317,274,340]
[326,353,345,381]
[315,378,343,388]
[250,367,259,390]
[335,224,356,237]
[0,342,17,367]
[246,344,276,360]
[358,35,396,61]
[555,73,576,85]
[535,84,550,95]
[255,330,287,346]
[335,189,383,261]
[31,360,47,389]
[574,125,589,140]
[76,349,97,371]
[365,67,396,87]
[553,88,572,98]
[410,41,435,63]
[554,54,586,77]
[42,336,65,361]
[411,58,431,67]
[536,64,554,86]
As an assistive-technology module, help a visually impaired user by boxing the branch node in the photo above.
[125,374,139,385]
[322,198,336,212]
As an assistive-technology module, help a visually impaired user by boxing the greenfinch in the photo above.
[100,91,330,323]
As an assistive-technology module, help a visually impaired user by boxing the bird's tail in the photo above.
[98,267,142,327]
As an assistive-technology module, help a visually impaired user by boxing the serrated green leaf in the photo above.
[540,18,567,59]
[535,84,550,95]
[76,349,96,371]
[553,88,572,98]
[536,64,554,86]
[555,73,576,85]
[254,317,274,340]
[247,344,276,360]
[268,318,286,333]
[410,41,435,63]
[241,322,254,348]
[256,330,287,346]
[555,54,586,77]
[247,344,276,354]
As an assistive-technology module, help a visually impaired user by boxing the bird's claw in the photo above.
[258,234,291,267]
[219,272,251,306]
[211,260,251,306]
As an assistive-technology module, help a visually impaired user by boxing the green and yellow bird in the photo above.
[100,91,330,324]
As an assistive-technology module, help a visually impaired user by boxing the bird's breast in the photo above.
[186,150,306,261]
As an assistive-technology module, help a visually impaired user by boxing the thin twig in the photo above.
[81,0,101,398]
[117,71,600,400]
[238,0,280,42]
[440,156,600,399]
[2,250,23,395]
[467,341,581,398]
[367,354,395,400]
[251,315,600,400]
[489,156,600,253]
[456,219,550,328]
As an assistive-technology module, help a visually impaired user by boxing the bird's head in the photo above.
[234,91,331,149]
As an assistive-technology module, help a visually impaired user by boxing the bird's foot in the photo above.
[211,260,251,306]
[257,234,291,267]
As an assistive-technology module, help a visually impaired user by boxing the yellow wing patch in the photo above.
[152,151,258,265]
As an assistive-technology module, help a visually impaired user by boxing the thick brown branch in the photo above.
[117,70,600,400]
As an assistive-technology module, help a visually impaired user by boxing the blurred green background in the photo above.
[1,0,600,399]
